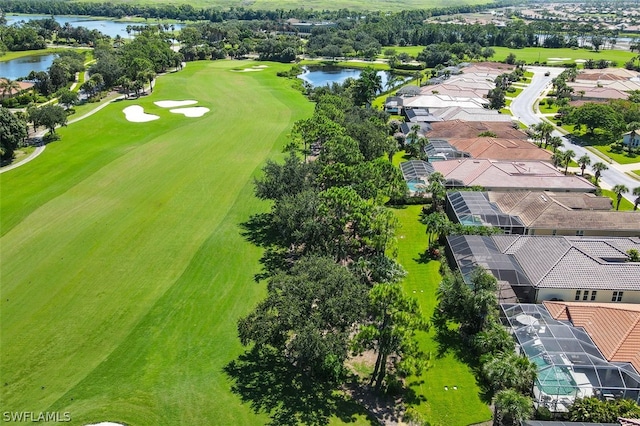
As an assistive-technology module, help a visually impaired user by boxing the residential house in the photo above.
[446,234,640,303]
[427,120,527,140]
[445,191,640,237]
[431,159,596,193]
[501,303,640,413]
[623,130,640,148]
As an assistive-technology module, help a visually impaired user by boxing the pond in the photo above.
[5,14,183,39]
[299,66,402,91]
[0,54,57,79]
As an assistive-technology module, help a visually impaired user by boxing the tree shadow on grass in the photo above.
[239,212,278,248]
[224,347,377,426]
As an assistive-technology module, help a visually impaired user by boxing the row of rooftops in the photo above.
[391,62,640,414]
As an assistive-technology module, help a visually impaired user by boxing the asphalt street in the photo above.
[510,66,638,202]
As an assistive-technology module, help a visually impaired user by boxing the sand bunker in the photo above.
[253,65,268,68]
[154,100,198,108]
[123,105,159,123]
[548,57,572,61]
[169,107,210,118]
[575,59,587,63]
[235,68,263,72]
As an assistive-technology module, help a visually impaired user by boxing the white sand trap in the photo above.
[548,57,572,61]
[170,107,210,118]
[154,100,197,108]
[236,68,263,72]
[84,423,125,426]
[253,65,268,68]
[575,59,587,63]
[123,105,159,123]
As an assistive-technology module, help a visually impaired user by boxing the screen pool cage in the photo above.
[501,303,640,413]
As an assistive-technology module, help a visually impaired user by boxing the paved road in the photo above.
[510,66,639,202]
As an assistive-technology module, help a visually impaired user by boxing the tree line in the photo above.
[226,73,438,423]
[1,1,520,23]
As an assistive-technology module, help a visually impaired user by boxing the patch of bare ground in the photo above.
[345,351,408,425]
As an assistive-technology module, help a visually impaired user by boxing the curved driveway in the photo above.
[510,66,638,201]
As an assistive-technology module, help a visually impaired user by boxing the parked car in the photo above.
[544,71,551,76]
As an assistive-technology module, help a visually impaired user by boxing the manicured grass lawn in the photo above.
[0,48,67,61]
[601,189,636,211]
[0,60,381,425]
[557,126,640,166]
[539,99,560,114]
[393,206,491,426]
[633,170,640,177]
[491,46,636,66]
[506,87,523,98]
[592,145,640,165]
[380,46,425,59]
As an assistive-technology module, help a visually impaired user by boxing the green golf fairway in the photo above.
[0,60,314,425]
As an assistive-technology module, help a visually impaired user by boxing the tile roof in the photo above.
[543,301,640,373]
[0,78,34,96]
[487,191,640,232]
[434,107,514,122]
[446,137,552,161]
[401,94,488,110]
[431,159,596,192]
[451,235,640,293]
[428,120,527,139]
[577,67,640,80]
[537,247,640,290]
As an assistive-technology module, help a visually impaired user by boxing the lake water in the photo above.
[5,14,183,39]
[0,54,56,79]
[299,66,400,91]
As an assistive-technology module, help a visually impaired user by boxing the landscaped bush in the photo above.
[392,63,425,71]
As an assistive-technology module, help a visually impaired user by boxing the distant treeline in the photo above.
[0,0,520,22]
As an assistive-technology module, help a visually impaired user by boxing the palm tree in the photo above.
[634,187,640,211]
[421,211,449,248]
[548,136,563,152]
[413,70,422,86]
[531,122,554,148]
[493,389,533,426]
[562,149,575,175]
[612,184,629,211]
[592,161,608,185]
[0,78,21,99]
[577,154,591,176]
[482,352,537,395]
[427,172,446,212]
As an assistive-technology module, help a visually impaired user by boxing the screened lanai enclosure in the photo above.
[501,304,640,413]
[445,191,525,234]
[400,160,434,195]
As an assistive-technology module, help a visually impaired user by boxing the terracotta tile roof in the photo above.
[0,78,34,96]
[446,138,552,161]
[578,67,640,80]
[428,120,529,140]
[431,159,596,192]
[543,301,640,373]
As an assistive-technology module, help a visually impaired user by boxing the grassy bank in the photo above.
[393,205,492,426]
